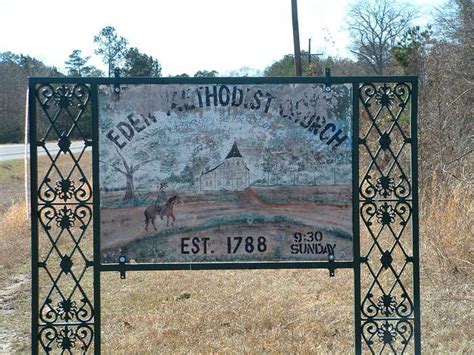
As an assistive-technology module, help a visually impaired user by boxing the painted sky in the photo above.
[98,83,353,189]
[1,0,445,76]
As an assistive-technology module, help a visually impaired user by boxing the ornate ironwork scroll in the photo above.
[30,82,99,353]
[357,80,420,354]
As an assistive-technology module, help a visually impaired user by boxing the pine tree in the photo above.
[123,47,161,77]
[65,50,102,77]
[94,26,128,77]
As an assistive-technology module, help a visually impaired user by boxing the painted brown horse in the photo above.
[144,195,180,231]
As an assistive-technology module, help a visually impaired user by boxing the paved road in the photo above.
[0,141,85,161]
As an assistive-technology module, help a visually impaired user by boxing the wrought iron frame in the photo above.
[29,75,420,354]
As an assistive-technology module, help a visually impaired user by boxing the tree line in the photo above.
[0,0,472,198]
[0,25,222,144]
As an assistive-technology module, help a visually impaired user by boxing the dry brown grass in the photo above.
[0,201,31,353]
[0,155,472,353]
[421,178,473,275]
[0,202,29,273]
[101,269,355,353]
[0,159,25,215]
[419,178,473,352]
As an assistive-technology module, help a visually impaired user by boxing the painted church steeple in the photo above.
[225,141,243,159]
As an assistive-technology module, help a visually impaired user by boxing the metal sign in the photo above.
[98,83,353,264]
[29,75,420,354]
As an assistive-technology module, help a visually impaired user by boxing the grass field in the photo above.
[0,153,472,353]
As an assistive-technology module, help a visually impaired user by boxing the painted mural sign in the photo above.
[98,83,353,263]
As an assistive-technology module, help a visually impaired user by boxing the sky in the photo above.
[0,0,446,76]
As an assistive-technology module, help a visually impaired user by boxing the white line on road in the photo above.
[0,141,85,161]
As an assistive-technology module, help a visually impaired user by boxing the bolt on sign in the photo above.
[98,83,353,264]
[29,75,421,354]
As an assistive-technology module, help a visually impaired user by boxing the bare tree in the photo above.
[348,0,416,74]
[418,0,473,186]
[435,0,473,45]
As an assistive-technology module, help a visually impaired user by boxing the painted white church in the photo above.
[200,142,250,191]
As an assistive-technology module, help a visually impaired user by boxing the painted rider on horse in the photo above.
[155,182,168,219]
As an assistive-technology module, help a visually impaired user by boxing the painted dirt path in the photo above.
[101,187,351,253]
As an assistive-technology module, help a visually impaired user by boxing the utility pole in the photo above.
[308,38,311,65]
[291,0,302,76]
[308,38,323,65]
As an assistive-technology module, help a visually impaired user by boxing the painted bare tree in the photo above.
[102,148,155,200]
